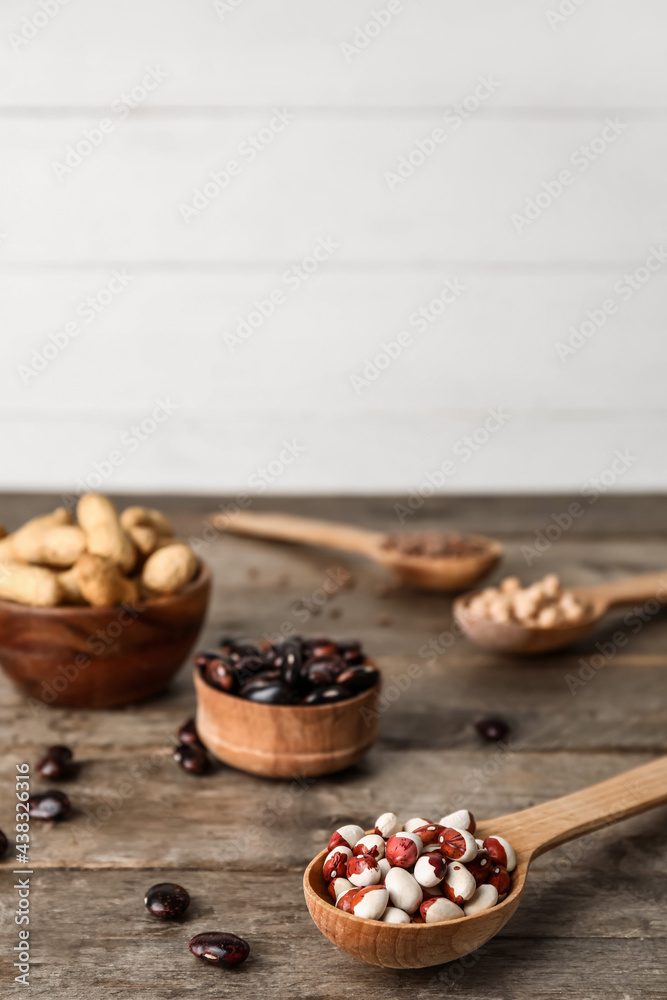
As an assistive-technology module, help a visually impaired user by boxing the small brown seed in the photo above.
[36,745,74,780]
[189,931,250,967]
[28,791,71,821]
[174,743,210,775]
[177,718,203,747]
[145,882,190,920]
[475,716,510,742]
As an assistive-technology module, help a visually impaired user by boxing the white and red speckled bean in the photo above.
[346,854,381,887]
[378,857,391,881]
[353,834,385,859]
[336,888,358,912]
[439,809,476,834]
[385,831,422,868]
[384,867,423,914]
[412,823,445,846]
[328,824,364,852]
[463,883,499,916]
[420,897,463,922]
[374,812,403,839]
[328,877,354,901]
[413,850,447,887]
[323,846,352,882]
[486,864,511,900]
[321,810,512,926]
[351,885,389,920]
[381,906,411,924]
[404,817,431,834]
[464,847,492,886]
[441,861,477,904]
[483,835,516,871]
[438,826,478,863]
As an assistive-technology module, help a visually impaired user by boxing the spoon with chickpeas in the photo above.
[454,570,667,654]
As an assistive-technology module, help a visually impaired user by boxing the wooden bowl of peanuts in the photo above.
[0,496,211,708]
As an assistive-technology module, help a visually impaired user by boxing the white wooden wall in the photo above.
[1,0,666,493]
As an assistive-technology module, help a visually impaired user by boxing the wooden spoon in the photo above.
[454,570,667,655]
[304,755,667,968]
[211,510,502,591]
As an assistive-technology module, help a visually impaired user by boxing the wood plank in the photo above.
[3,492,667,537]
[0,748,662,868]
[0,494,664,997]
[1,869,664,999]
[0,119,664,265]
[1,0,666,109]
[0,410,663,491]
[1,647,666,755]
[2,271,666,414]
[0,496,666,751]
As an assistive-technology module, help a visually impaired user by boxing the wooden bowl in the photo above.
[0,563,211,709]
[194,670,380,779]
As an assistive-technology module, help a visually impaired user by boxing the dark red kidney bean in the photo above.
[144,882,190,920]
[475,716,510,742]
[189,931,250,968]
[219,639,261,662]
[233,655,266,684]
[301,684,352,705]
[279,641,302,686]
[194,650,228,667]
[304,661,336,686]
[305,655,346,678]
[486,864,511,898]
[174,744,210,775]
[203,658,238,694]
[336,665,379,693]
[0,829,7,858]
[240,679,292,704]
[465,848,493,886]
[36,745,74,780]
[310,641,338,658]
[250,669,282,682]
[177,718,203,747]
[28,791,71,821]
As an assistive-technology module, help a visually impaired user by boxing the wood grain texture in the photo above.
[195,671,380,778]
[213,509,503,589]
[0,495,665,993]
[0,0,665,109]
[2,2,666,494]
[1,868,665,999]
[1,118,664,265]
[0,564,211,708]
[2,272,666,415]
[304,758,667,969]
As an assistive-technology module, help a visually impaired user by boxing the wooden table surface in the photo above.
[1,494,666,999]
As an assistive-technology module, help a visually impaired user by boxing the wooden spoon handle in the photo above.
[210,510,383,557]
[576,571,667,609]
[490,755,667,858]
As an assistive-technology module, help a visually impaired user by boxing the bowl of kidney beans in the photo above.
[193,636,381,778]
